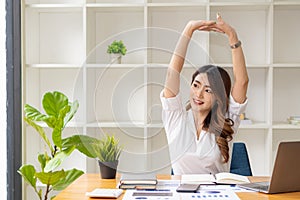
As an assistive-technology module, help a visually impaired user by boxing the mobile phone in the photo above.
[176,184,200,193]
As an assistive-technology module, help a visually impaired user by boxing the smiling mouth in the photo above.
[193,99,204,105]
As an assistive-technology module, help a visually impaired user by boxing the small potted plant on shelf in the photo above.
[19,91,100,200]
[94,134,123,179]
[107,40,127,64]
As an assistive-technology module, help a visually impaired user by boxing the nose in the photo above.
[195,86,204,97]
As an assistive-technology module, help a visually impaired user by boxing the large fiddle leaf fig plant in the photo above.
[19,91,100,200]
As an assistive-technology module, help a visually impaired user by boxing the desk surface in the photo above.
[53,174,300,200]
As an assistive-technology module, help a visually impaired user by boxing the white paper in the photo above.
[181,174,216,184]
[122,189,241,200]
[85,188,123,198]
[122,190,177,200]
[156,179,180,190]
[179,190,241,200]
[199,184,254,193]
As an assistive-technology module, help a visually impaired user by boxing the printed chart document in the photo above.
[122,189,241,200]
[181,172,250,185]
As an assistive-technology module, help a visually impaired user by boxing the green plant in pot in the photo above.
[93,134,123,179]
[107,40,127,64]
[19,91,100,200]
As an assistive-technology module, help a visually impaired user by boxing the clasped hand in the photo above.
[187,13,237,40]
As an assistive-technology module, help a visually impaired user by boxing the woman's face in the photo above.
[190,73,215,113]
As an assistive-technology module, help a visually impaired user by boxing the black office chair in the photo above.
[230,142,253,176]
[171,142,252,176]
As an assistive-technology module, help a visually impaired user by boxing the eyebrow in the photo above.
[194,80,211,88]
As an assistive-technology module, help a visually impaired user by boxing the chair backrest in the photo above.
[230,142,253,176]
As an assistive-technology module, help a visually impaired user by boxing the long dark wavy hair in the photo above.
[187,64,234,163]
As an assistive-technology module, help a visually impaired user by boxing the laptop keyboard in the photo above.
[240,182,270,192]
[252,184,269,191]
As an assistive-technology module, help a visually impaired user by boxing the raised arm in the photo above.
[163,20,217,98]
[213,14,249,103]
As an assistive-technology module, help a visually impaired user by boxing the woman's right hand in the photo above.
[183,20,218,38]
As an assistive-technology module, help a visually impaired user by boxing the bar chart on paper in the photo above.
[181,190,240,200]
[122,190,240,200]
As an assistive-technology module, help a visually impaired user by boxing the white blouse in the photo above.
[160,91,248,175]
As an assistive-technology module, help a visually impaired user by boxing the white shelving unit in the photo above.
[22,0,300,199]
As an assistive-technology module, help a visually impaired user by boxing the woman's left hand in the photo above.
[211,13,239,43]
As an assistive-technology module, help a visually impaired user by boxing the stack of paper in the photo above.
[119,172,157,189]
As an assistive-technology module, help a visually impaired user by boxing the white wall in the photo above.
[0,0,7,199]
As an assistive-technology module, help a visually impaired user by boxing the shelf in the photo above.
[26,64,82,68]
[25,4,84,9]
[272,122,300,130]
[86,6,145,64]
[27,121,273,130]
[209,5,271,65]
[146,123,164,128]
[147,6,207,64]
[209,2,271,7]
[225,67,270,124]
[274,1,300,6]
[86,67,145,123]
[24,7,84,64]
[25,0,85,4]
[29,121,86,128]
[87,0,144,4]
[22,1,300,192]
[147,2,207,7]
[86,3,145,8]
[239,122,269,129]
[273,68,300,123]
[87,121,145,128]
[26,121,273,130]
[153,64,273,69]
[85,64,144,68]
[144,63,268,69]
[274,5,300,63]
[148,0,206,4]
[86,122,165,128]
[146,63,274,69]
[217,64,271,68]
[272,63,300,68]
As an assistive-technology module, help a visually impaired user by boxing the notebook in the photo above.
[181,172,250,185]
[238,141,300,194]
[119,172,157,189]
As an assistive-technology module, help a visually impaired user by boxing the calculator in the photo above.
[85,188,123,198]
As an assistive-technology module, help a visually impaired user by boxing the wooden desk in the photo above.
[53,174,300,200]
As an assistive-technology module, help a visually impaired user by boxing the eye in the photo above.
[205,88,213,93]
[192,83,198,88]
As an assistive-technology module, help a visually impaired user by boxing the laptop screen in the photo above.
[268,141,300,194]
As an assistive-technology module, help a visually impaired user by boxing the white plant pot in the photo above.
[110,53,122,64]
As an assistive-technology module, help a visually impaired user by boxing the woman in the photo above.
[160,14,249,175]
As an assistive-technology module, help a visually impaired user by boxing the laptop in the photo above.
[238,141,300,194]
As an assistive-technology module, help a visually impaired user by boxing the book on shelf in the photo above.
[287,116,300,125]
[239,113,253,125]
[181,172,250,185]
[240,119,253,125]
[119,172,157,189]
